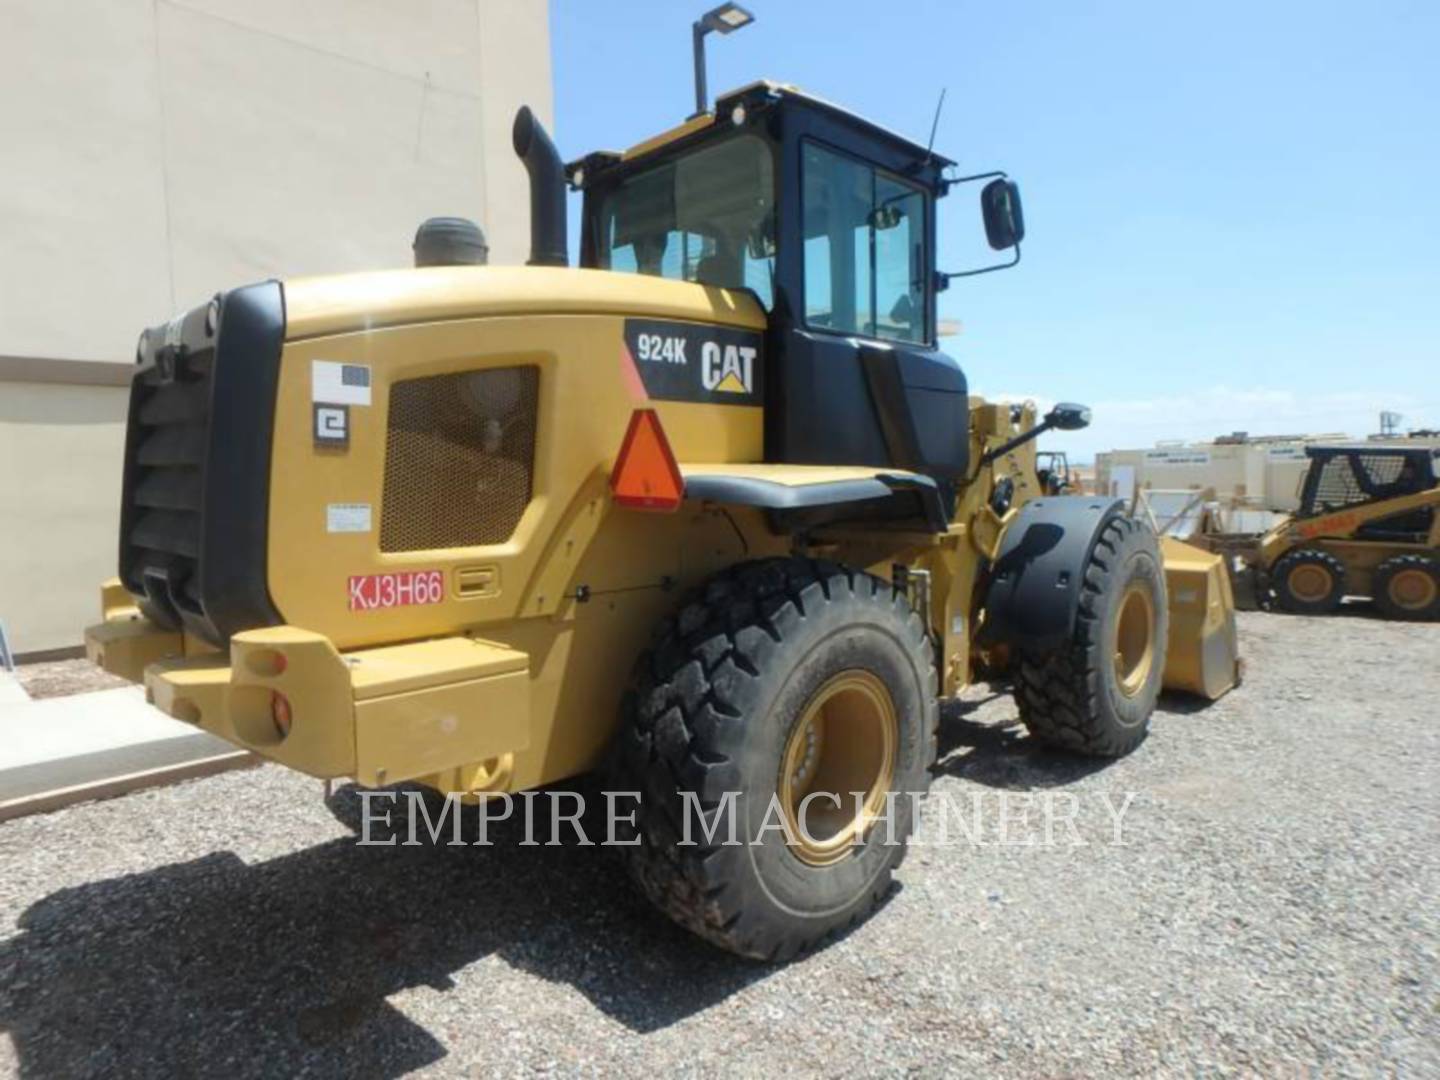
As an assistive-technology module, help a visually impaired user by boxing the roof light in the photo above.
[731,103,747,127]
[610,409,685,512]
[692,4,756,118]
[703,3,754,32]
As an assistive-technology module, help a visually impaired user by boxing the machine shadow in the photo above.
[1154,689,1227,716]
[933,686,1115,789]
[0,782,771,1079]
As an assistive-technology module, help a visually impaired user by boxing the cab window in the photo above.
[802,141,928,343]
[595,134,776,307]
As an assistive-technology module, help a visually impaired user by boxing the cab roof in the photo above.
[568,80,955,177]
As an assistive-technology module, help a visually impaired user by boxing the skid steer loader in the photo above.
[1240,444,1440,619]
[84,59,1240,958]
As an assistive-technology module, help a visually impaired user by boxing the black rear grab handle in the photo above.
[512,106,568,268]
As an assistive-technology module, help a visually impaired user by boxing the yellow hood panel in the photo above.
[283,266,766,340]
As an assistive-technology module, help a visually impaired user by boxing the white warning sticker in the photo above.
[312,360,372,406]
[326,503,372,533]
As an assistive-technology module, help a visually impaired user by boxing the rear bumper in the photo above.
[85,601,530,787]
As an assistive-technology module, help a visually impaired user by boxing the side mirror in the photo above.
[1045,402,1091,431]
[980,178,1025,250]
[939,171,1024,283]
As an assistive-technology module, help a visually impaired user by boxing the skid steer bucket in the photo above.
[1159,537,1242,700]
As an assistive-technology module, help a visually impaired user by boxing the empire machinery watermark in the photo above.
[354,788,1141,850]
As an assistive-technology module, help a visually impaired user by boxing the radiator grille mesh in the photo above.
[380,366,539,552]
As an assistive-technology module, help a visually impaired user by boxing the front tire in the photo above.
[1272,548,1346,615]
[611,558,937,961]
[1013,515,1168,757]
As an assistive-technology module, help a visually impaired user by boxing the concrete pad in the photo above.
[0,671,28,705]
[0,686,255,820]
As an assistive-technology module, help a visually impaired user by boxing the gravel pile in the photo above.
[1,611,1435,1077]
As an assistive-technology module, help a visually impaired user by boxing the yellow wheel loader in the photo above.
[1036,450,1079,495]
[84,65,1239,959]
[1242,445,1440,619]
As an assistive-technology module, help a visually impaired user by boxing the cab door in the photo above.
[767,136,968,483]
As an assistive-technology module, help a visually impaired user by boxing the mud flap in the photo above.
[1159,537,1242,700]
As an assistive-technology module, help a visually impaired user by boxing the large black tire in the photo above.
[611,557,937,962]
[1013,515,1168,757]
[1373,553,1440,621]
[1271,548,1346,615]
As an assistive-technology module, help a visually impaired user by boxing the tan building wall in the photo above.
[1095,441,1317,512]
[0,374,131,655]
[0,0,551,654]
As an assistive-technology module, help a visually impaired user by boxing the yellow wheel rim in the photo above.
[1288,563,1334,604]
[778,671,898,867]
[1112,581,1156,698]
[1389,568,1437,611]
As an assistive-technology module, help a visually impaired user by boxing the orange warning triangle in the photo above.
[610,408,685,511]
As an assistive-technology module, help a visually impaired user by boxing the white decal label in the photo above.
[326,503,372,533]
[314,404,349,447]
[312,360,372,406]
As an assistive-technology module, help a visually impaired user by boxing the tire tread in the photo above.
[1012,516,1165,758]
[611,556,937,959]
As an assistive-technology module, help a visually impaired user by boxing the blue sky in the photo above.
[550,1,1438,460]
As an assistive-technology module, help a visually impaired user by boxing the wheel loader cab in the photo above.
[574,83,974,497]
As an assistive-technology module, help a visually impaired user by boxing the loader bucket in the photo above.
[1158,537,1242,700]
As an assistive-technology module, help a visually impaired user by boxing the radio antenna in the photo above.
[923,87,947,165]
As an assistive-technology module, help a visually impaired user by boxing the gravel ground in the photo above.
[0,610,1436,1077]
[11,659,129,700]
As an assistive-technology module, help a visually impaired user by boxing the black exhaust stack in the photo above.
[512,106,568,267]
